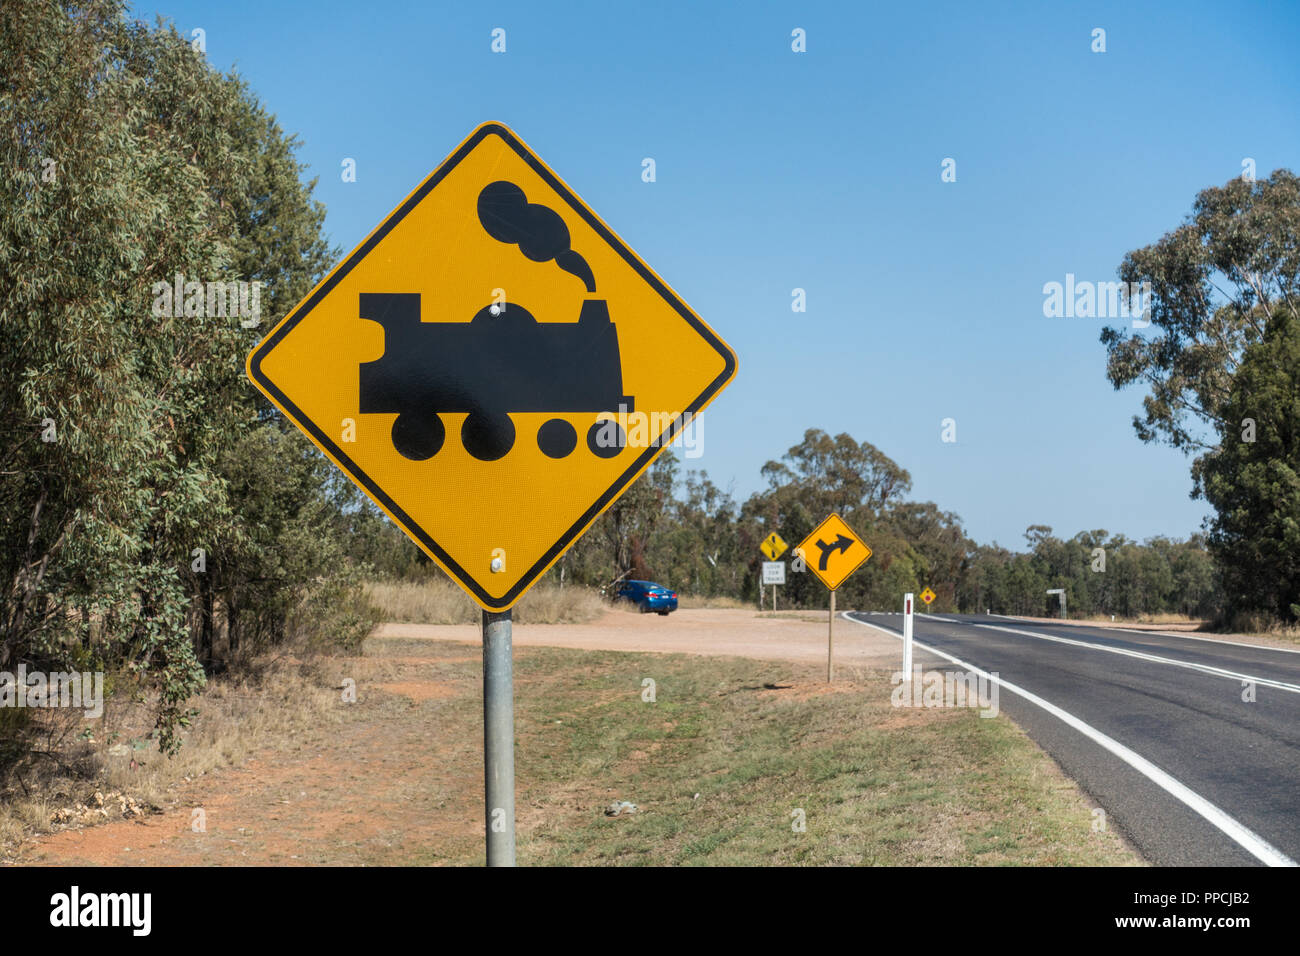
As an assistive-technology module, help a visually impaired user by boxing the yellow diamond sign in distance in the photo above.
[247,123,737,610]
[760,532,788,561]
[920,587,937,605]
[796,514,872,591]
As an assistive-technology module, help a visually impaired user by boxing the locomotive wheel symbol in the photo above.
[587,420,626,459]
[462,410,515,462]
[537,418,577,458]
[392,411,445,461]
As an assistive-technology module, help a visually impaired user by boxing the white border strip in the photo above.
[844,612,1297,867]
[974,623,1300,695]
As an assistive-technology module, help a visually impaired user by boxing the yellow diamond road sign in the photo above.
[760,532,788,561]
[247,122,737,610]
[796,514,871,591]
[920,587,936,605]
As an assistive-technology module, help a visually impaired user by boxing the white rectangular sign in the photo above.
[762,561,786,585]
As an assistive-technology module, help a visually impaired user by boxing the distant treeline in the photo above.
[356,428,1223,621]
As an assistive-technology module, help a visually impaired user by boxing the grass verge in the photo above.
[7,635,1145,866]
[363,637,1142,866]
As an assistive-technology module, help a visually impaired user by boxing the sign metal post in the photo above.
[482,609,515,866]
[761,560,785,613]
[827,590,836,682]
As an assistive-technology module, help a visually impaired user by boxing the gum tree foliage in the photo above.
[558,454,681,590]
[0,1,366,753]
[1102,171,1300,621]
[1196,311,1300,621]
[647,469,743,597]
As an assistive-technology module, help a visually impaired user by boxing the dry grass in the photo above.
[365,578,606,625]
[677,594,752,610]
[0,654,339,856]
[513,583,607,625]
[1131,612,1203,625]
[1075,610,1300,644]
[365,577,478,624]
[1218,611,1300,643]
[1074,612,1205,626]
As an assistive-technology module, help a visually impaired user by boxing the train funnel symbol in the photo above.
[245,122,736,610]
[358,182,631,462]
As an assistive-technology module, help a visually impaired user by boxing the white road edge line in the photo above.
[987,615,1300,655]
[842,612,1298,868]
[973,623,1300,695]
[1102,626,1300,656]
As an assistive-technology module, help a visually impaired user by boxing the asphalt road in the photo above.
[844,611,1300,867]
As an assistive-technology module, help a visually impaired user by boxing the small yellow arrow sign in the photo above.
[760,532,788,561]
[796,514,871,591]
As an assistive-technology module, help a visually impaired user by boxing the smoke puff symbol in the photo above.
[477,181,596,292]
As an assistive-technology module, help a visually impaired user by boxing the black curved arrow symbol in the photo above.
[814,534,854,571]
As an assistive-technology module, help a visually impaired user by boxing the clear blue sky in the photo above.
[133,0,1300,549]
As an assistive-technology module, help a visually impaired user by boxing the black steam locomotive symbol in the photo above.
[358,181,633,463]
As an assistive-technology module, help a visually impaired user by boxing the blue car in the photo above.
[616,580,678,615]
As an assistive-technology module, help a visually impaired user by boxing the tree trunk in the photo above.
[199,577,214,670]
[226,595,238,658]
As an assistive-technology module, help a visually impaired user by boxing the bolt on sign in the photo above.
[920,587,936,605]
[760,531,788,561]
[247,122,737,609]
[796,513,872,591]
